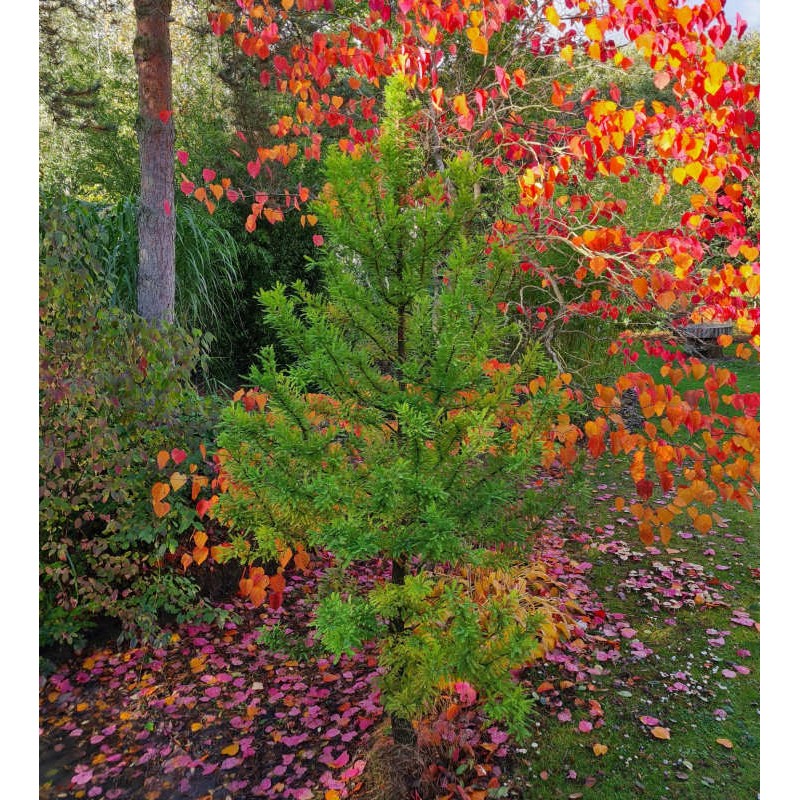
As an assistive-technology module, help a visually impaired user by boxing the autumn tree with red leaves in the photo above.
[183,0,758,546]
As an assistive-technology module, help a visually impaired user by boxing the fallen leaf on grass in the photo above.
[592,742,608,756]
[651,726,671,740]
[716,738,733,749]
[639,715,660,726]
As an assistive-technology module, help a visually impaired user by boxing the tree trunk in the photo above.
[133,0,175,324]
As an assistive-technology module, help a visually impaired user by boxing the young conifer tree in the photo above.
[215,94,570,741]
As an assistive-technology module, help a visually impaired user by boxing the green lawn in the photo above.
[505,354,759,799]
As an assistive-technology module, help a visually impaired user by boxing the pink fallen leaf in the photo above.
[177,150,189,166]
[321,750,350,768]
[340,759,366,780]
[202,168,217,183]
[72,768,93,786]
[578,720,593,733]
[639,716,660,726]
[454,681,477,706]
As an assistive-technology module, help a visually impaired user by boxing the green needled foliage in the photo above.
[215,131,573,738]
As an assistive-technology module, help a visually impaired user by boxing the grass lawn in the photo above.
[505,354,759,799]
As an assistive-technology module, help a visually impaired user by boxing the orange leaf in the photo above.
[221,742,240,756]
[293,546,311,571]
[157,450,170,469]
[250,585,267,607]
[693,514,712,534]
[210,545,228,562]
[651,726,671,740]
[717,334,733,348]
[181,553,193,570]
[716,738,733,749]
[690,362,706,380]
[589,256,607,277]
[536,681,555,693]
[194,530,208,548]
[592,742,608,756]
[193,546,208,566]
[279,547,293,569]
[151,482,171,518]
[632,276,648,299]
[614,497,626,511]
[325,792,342,800]
[270,573,287,593]
[656,290,676,310]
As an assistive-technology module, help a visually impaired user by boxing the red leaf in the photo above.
[171,448,187,466]
[196,498,211,518]
[268,591,283,610]
[158,109,173,123]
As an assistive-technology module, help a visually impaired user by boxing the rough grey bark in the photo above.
[134,0,176,324]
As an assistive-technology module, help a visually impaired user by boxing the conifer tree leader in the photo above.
[133,0,175,324]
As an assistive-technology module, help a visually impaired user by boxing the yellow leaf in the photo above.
[169,471,187,492]
[545,6,561,27]
[194,530,208,548]
[191,722,203,732]
[221,742,240,756]
[740,244,759,261]
[702,173,723,194]
[585,19,603,41]
[651,726,671,740]
[593,742,609,756]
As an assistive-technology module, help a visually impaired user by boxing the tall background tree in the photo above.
[133,0,176,324]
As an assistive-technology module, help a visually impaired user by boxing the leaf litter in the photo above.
[40,467,758,798]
